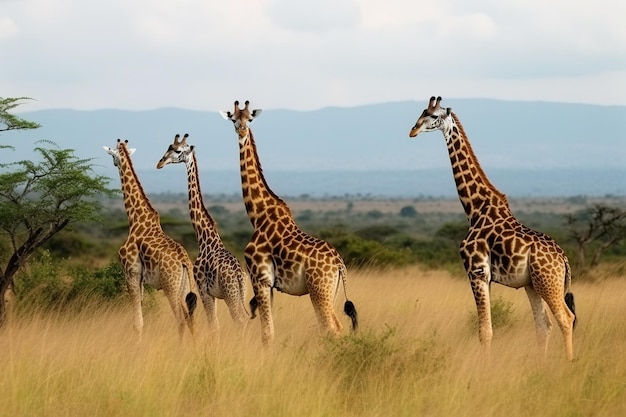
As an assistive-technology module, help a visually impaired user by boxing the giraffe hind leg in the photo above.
[525,285,553,358]
[565,292,577,328]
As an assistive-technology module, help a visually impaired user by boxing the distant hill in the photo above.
[2,99,625,197]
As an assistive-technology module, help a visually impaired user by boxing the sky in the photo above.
[1,0,625,112]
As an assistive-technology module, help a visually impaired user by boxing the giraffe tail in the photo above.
[564,258,577,329]
[340,264,358,332]
[183,264,197,317]
[249,288,274,319]
[344,300,358,332]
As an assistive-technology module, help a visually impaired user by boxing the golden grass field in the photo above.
[1,265,625,417]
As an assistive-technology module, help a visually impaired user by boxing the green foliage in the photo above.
[354,225,399,242]
[0,97,41,133]
[399,205,418,217]
[14,250,67,312]
[14,253,132,315]
[435,221,468,242]
[70,260,127,301]
[0,141,118,235]
[322,230,414,267]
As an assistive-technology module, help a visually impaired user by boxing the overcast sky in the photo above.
[1,0,624,112]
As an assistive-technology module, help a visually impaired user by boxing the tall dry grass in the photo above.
[1,265,625,417]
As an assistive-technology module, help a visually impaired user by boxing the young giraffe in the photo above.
[156,133,249,332]
[409,96,577,360]
[220,100,358,345]
[103,139,198,340]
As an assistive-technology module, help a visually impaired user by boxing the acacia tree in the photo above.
[0,97,40,133]
[0,98,117,325]
[565,204,626,269]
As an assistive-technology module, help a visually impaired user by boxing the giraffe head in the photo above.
[409,96,453,138]
[103,139,136,167]
[219,100,262,141]
[156,134,194,169]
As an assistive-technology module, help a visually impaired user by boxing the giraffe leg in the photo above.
[224,292,248,329]
[122,257,144,341]
[127,281,144,341]
[539,290,575,361]
[254,284,274,345]
[203,295,219,334]
[525,285,552,359]
[469,273,493,354]
[309,288,341,337]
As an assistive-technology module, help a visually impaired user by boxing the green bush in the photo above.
[317,326,448,396]
[14,253,143,315]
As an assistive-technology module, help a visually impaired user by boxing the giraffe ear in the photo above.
[219,110,232,121]
[128,148,137,156]
[251,109,262,119]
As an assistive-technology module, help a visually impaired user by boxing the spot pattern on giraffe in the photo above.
[156,134,249,333]
[103,139,198,341]
[220,100,358,345]
[409,96,576,360]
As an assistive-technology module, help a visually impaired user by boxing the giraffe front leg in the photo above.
[254,284,274,346]
[127,282,144,340]
[468,267,493,354]
[123,261,144,341]
[250,267,275,346]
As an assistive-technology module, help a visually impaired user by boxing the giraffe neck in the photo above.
[184,151,221,245]
[117,145,160,227]
[444,113,509,219]
[239,129,293,228]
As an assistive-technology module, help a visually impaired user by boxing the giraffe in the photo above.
[219,100,358,345]
[408,96,577,360]
[103,139,198,340]
[156,133,249,332]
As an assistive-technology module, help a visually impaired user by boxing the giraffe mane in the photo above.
[450,113,509,205]
[118,140,159,216]
[247,129,292,216]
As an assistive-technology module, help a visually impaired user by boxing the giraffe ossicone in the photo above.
[221,100,358,345]
[409,97,577,360]
[156,133,250,333]
[104,138,199,341]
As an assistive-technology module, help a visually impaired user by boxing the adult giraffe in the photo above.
[220,100,358,345]
[104,139,198,340]
[409,96,576,360]
[157,133,249,332]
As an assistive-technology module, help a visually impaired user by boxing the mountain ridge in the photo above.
[3,99,625,196]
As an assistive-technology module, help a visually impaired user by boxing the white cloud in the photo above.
[0,0,624,111]
[267,0,360,33]
[0,16,18,39]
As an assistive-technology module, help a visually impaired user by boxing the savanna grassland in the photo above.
[2,265,625,417]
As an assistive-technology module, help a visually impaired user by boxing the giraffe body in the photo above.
[104,140,198,340]
[409,97,576,360]
[220,100,358,345]
[157,134,249,332]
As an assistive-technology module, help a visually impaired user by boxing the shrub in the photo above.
[317,326,448,396]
